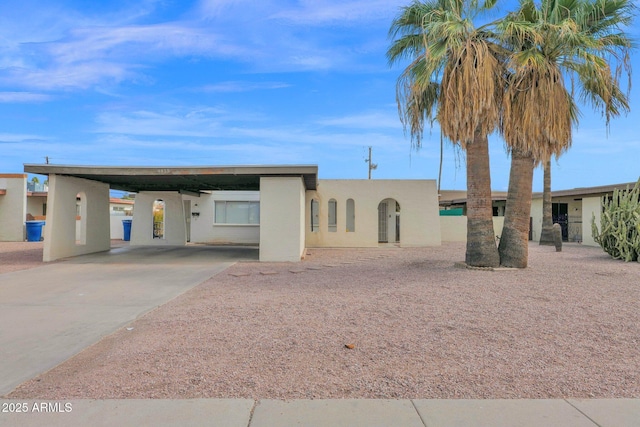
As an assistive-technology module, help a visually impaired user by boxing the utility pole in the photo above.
[45,156,50,164]
[365,146,377,179]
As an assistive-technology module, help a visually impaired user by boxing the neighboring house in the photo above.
[530,182,638,246]
[0,174,27,241]
[438,190,508,242]
[438,182,637,247]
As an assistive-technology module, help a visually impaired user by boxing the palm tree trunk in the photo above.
[539,158,554,245]
[498,149,535,268]
[465,131,500,267]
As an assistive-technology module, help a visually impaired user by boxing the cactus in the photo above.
[591,179,640,262]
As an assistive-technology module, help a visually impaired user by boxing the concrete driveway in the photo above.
[0,245,257,396]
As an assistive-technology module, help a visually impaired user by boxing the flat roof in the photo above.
[24,164,318,192]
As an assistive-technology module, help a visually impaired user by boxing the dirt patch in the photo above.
[6,243,640,399]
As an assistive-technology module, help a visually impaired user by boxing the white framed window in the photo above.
[215,201,260,225]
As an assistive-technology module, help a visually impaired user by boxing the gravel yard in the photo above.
[0,242,45,274]
[4,242,640,399]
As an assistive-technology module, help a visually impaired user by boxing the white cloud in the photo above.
[95,109,225,137]
[0,92,51,102]
[269,0,407,25]
[317,111,402,129]
[201,81,291,93]
[0,133,49,143]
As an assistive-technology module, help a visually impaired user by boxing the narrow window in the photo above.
[310,199,319,232]
[346,198,355,232]
[153,199,165,239]
[328,199,337,232]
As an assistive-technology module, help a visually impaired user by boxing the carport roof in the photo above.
[24,164,318,192]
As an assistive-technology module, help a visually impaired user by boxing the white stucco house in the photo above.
[19,164,442,262]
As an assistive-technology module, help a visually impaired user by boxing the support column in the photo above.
[259,177,305,262]
[43,174,110,261]
[0,174,27,241]
[130,192,186,246]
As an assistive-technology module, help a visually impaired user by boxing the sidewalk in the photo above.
[1,398,638,427]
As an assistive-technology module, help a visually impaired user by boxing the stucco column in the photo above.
[0,174,27,241]
[259,177,305,262]
[43,174,110,261]
[582,196,602,247]
[130,192,186,246]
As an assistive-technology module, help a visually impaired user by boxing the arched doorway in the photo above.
[378,198,400,244]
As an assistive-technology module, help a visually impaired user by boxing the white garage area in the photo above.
[24,165,318,263]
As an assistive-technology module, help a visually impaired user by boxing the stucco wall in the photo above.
[529,198,543,242]
[259,177,305,262]
[26,195,47,218]
[43,174,110,261]
[440,216,505,242]
[582,196,602,247]
[305,179,441,248]
[130,192,186,246]
[0,174,27,241]
[184,191,260,245]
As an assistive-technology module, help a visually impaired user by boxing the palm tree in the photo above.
[388,0,503,267]
[496,0,633,268]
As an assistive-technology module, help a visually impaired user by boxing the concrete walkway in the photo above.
[0,245,257,396]
[0,398,638,426]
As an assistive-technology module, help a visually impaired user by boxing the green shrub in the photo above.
[591,180,640,262]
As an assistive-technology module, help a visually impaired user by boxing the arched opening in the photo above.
[346,198,355,232]
[328,198,337,232]
[378,198,400,244]
[310,199,319,232]
[153,199,165,239]
[76,192,87,245]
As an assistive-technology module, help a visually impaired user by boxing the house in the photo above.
[21,164,442,262]
[437,182,638,247]
[438,190,508,242]
[530,182,638,246]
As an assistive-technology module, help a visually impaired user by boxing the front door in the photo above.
[378,202,388,243]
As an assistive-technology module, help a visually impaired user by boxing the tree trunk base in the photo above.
[498,226,528,268]
[466,218,500,267]
[539,226,555,246]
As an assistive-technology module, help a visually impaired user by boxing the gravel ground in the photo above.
[0,241,45,274]
[4,242,640,399]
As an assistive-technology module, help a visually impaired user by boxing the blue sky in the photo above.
[1,0,638,191]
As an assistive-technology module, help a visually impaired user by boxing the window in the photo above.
[346,199,355,232]
[310,199,319,232]
[215,201,259,224]
[328,199,337,232]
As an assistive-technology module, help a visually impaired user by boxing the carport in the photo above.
[23,164,318,262]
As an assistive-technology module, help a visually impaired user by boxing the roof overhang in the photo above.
[24,164,318,192]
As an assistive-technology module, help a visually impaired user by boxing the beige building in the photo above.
[22,165,443,262]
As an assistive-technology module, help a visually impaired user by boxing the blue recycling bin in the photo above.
[25,220,45,242]
[122,219,132,241]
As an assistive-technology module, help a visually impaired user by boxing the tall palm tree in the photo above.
[388,0,503,267]
[496,0,633,268]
